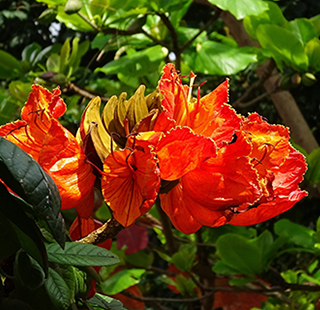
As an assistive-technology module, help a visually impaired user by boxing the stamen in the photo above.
[5,124,28,138]
[110,132,122,166]
[84,157,109,177]
[187,71,196,103]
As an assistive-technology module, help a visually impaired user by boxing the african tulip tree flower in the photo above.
[0,85,96,218]
[79,63,307,234]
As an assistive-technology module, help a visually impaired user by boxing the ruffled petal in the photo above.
[40,120,96,213]
[102,147,160,227]
[182,132,261,209]
[229,190,308,226]
[156,127,217,181]
[160,184,202,234]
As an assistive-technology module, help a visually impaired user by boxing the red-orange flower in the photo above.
[154,64,307,233]
[0,85,96,218]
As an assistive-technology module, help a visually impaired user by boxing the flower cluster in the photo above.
[0,64,307,234]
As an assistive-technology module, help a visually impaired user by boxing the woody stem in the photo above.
[155,198,178,255]
[76,218,123,245]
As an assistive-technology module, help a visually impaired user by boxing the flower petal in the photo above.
[182,131,261,209]
[39,119,96,213]
[102,147,160,227]
[229,190,308,226]
[160,183,202,234]
[156,127,217,181]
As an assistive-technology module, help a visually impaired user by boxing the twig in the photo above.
[120,289,214,303]
[141,28,172,50]
[158,13,181,70]
[66,82,110,102]
[180,9,221,51]
[155,199,178,255]
[233,87,277,109]
[77,11,103,32]
[76,218,123,245]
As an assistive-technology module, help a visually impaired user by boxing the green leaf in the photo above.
[212,261,240,275]
[0,50,22,79]
[171,244,197,272]
[0,137,65,248]
[15,250,46,290]
[21,43,42,66]
[208,0,268,20]
[256,24,309,71]
[101,269,145,295]
[184,41,257,75]
[59,39,71,74]
[229,277,255,286]
[44,268,72,310]
[274,219,315,249]
[305,147,320,185]
[215,234,263,276]
[96,45,168,79]
[288,18,318,46]
[0,89,22,125]
[305,38,320,71]
[46,242,120,266]
[0,183,48,274]
[9,81,32,102]
[89,293,126,310]
[311,14,320,36]
[125,250,154,268]
[46,53,61,72]
[243,2,288,39]
[0,210,20,261]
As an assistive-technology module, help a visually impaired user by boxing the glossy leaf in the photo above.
[15,251,46,290]
[216,234,263,276]
[44,268,72,310]
[89,293,126,310]
[305,38,320,71]
[274,219,315,249]
[46,242,120,266]
[256,24,308,71]
[288,18,317,46]
[0,183,48,274]
[208,0,268,20]
[0,137,65,248]
[184,41,257,75]
[0,50,21,79]
[101,269,145,295]
[243,2,288,39]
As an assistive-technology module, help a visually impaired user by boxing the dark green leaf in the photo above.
[1,298,34,310]
[59,39,71,74]
[171,244,197,272]
[208,0,268,20]
[184,41,257,75]
[0,50,21,79]
[0,137,65,248]
[0,210,20,261]
[274,219,315,249]
[0,183,48,274]
[305,147,320,184]
[100,269,145,295]
[212,261,239,275]
[89,293,126,310]
[9,81,32,103]
[44,268,72,310]
[125,251,154,268]
[216,234,263,276]
[15,250,46,290]
[46,242,120,266]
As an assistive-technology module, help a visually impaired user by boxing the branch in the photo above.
[158,13,181,70]
[76,218,123,245]
[120,290,214,303]
[65,82,110,102]
[155,199,178,255]
[180,9,221,51]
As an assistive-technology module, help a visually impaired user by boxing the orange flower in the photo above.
[154,64,307,232]
[0,85,96,218]
[101,138,161,227]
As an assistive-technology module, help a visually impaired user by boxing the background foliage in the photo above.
[1,0,320,309]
